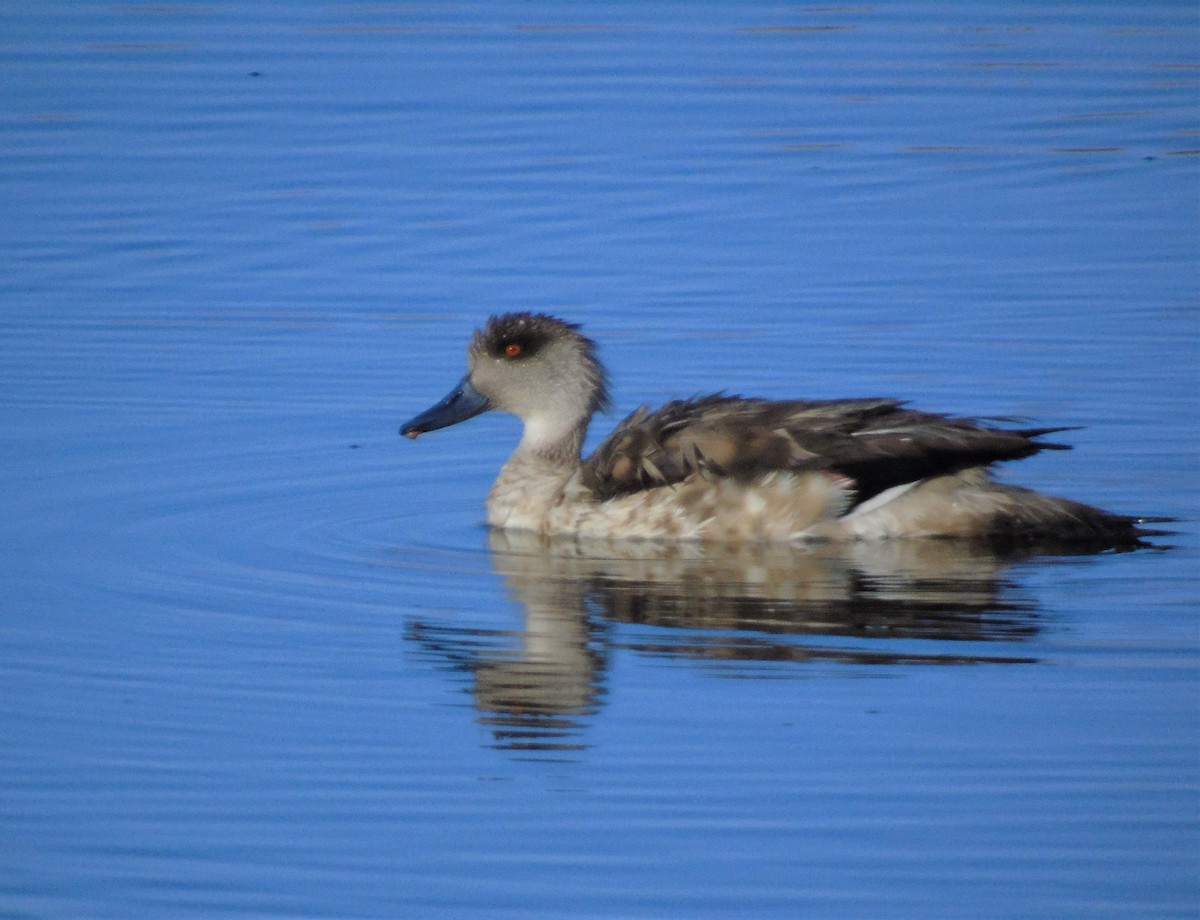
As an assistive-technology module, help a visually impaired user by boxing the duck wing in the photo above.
[581,394,1071,505]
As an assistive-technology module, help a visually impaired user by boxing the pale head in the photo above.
[401,312,610,459]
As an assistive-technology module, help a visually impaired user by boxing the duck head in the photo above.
[401,313,611,457]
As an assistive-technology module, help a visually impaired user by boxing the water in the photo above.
[1,3,1197,918]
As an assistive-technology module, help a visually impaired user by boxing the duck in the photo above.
[400,312,1148,546]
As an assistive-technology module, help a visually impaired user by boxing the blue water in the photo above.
[1,3,1197,918]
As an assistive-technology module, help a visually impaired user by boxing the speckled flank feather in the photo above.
[489,457,855,541]
[402,313,1148,547]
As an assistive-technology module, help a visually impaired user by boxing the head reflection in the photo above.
[405,533,1107,757]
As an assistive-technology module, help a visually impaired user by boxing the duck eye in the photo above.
[504,342,523,358]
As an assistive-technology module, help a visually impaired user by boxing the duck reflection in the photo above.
[407,532,1110,755]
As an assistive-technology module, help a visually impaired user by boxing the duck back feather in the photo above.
[581,394,1071,507]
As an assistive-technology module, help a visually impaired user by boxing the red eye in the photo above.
[504,342,522,358]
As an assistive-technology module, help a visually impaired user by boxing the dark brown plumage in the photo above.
[582,394,1072,507]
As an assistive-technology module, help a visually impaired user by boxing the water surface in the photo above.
[1,3,1197,918]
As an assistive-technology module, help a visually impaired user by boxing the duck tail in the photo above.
[1015,425,1079,451]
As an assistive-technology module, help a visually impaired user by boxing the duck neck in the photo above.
[513,415,587,469]
[487,420,587,532]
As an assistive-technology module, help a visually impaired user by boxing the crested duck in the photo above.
[401,312,1146,546]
